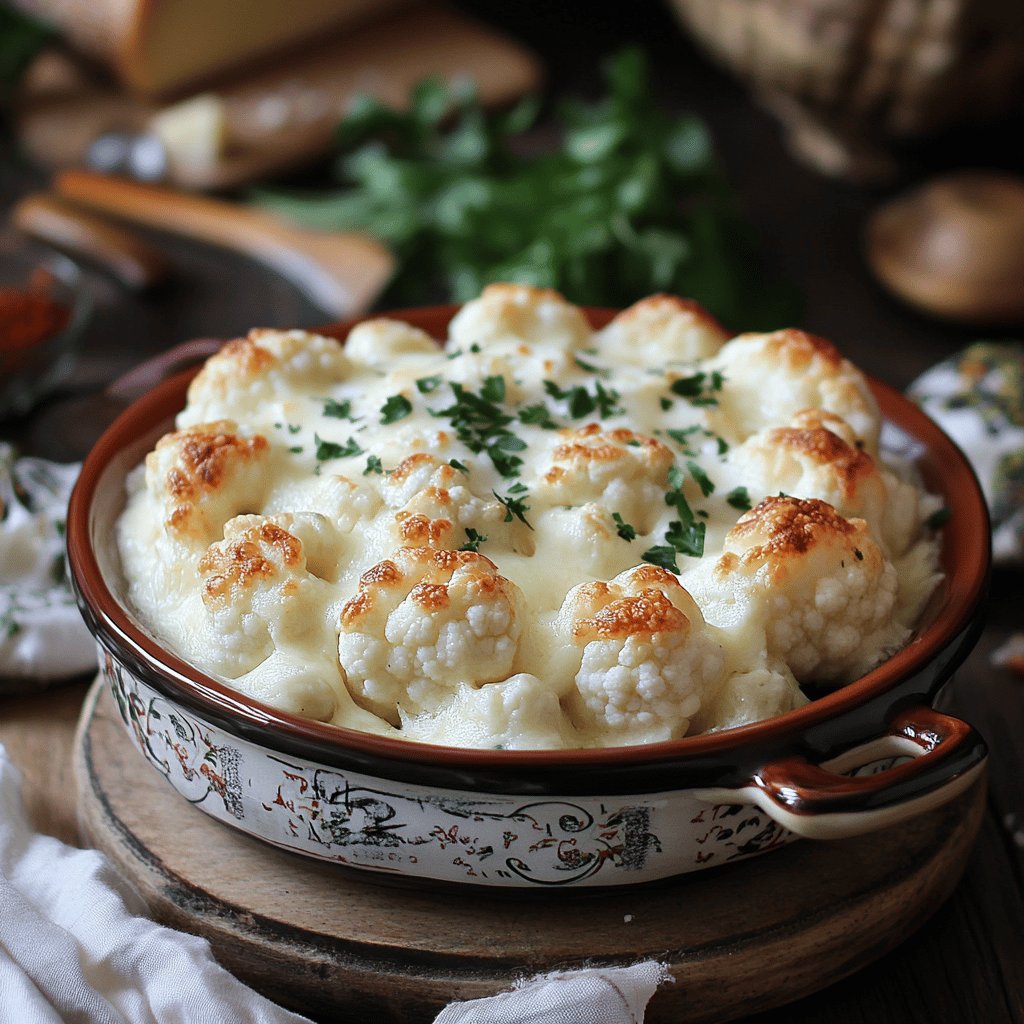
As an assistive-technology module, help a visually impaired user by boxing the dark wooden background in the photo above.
[2,2,1023,1020]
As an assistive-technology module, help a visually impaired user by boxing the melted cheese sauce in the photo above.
[118,286,942,749]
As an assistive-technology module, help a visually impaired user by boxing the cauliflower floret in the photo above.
[344,318,438,370]
[265,472,383,535]
[401,674,572,749]
[197,514,341,700]
[708,496,907,683]
[394,472,533,555]
[338,547,524,724]
[690,665,808,733]
[558,565,726,743]
[447,283,590,353]
[532,424,672,531]
[725,410,927,557]
[594,295,728,366]
[531,502,640,585]
[144,421,271,547]
[707,329,881,454]
[180,330,350,425]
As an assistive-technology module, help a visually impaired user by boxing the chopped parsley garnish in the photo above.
[323,398,355,420]
[416,374,443,394]
[726,486,752,511]
[507,482,528,494]
[659,397,673,412]
[927,507,952,530]
[668,370,724,407]
[612,512,637,542]
[380,393,413,424]
[687,460,715,497]
[315,434,363,461]
[574,354,610,377]
[642,462,707,570]
[460,528,488,552]
[481,375,506,403]
[543,379,623,419]
[288,445,303,454]
[449,458,469,474]
[493,489,533,529]
[363,455,384,475]
[286,423,301,434]
[518,402,561,429]
[430,381,525,478]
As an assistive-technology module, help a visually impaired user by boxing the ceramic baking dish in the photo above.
[67,306,990,888]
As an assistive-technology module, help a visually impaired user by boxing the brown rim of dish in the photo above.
[67,306,991,770]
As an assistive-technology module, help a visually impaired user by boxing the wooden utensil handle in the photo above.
[54,170,392,317]
[12,193,169,290]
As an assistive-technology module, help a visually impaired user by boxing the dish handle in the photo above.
[696,706,987,839]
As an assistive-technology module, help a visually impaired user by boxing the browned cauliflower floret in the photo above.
[558,565,726,743]
[181,330,350,425]
[533,424,672,531]
[726,410,928,557]
[338,548,524,724]
[196,513,341,719]
[145,422,271,546]
[594,295,728,366]
[447,283,590,353]
[707,329,881,453]
[344,318,438,370]
[711,496,906,683]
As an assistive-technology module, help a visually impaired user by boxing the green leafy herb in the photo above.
[449,458,469,474]
[574,354,610,377]
[493,489,533,529]
[252,49,801,328]
[687,460,715,497]
[364,455,384,475]
[481,375,506,403]
[416,375,443,394]
[315,434,363,461]
[641,544,681,574]
[668,371,724,407]
[659,397,673,412]
[612,512,637,542]
[380,394,413,424]
[726,486,752,511]
[460,527,489,552]
[288,445,304,454]
[323,398,355,420]
[429,381,525,477]
[543,379,622,420]
[518,402,561,429]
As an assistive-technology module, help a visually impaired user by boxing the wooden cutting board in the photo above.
[16,3,541,191]
[73,678,987,1024]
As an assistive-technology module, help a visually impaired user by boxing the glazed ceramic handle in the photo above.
[740,706,986,840]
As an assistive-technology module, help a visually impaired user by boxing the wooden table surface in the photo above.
[2,2,1023,1021]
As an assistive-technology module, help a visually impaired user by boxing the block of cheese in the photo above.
[10,0,405,98]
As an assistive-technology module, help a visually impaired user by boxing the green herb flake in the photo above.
[315,434,363,461]
[518,402,561,429]
[481,375,506,403]
[726,486,752,511]
[380,394,413,424]
[687,460,715,497]
[574,354,610,377]
[416,375,443,394]
[288,445,304,454]
[364,455,384,475]
[449,458,469,474]
[659,397,673,412]
[323,398,354,420]
[460,527,489,553]
[641,545,680,574]
[493,489,533,529]
[612,512,637,542]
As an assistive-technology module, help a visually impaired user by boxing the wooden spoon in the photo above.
[866,171,1024,325]
[53,169,393,318]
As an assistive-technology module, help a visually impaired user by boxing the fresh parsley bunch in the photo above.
[255,48,799,330]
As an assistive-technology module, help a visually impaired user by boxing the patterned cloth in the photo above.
[0,444,96,685]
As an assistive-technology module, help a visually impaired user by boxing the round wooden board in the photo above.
[73,678,986,1023]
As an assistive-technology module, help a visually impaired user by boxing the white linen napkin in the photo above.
[0,445,96,685]
[0,741,671,1023]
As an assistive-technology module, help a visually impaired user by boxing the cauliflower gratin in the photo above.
[117,285,945,749]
